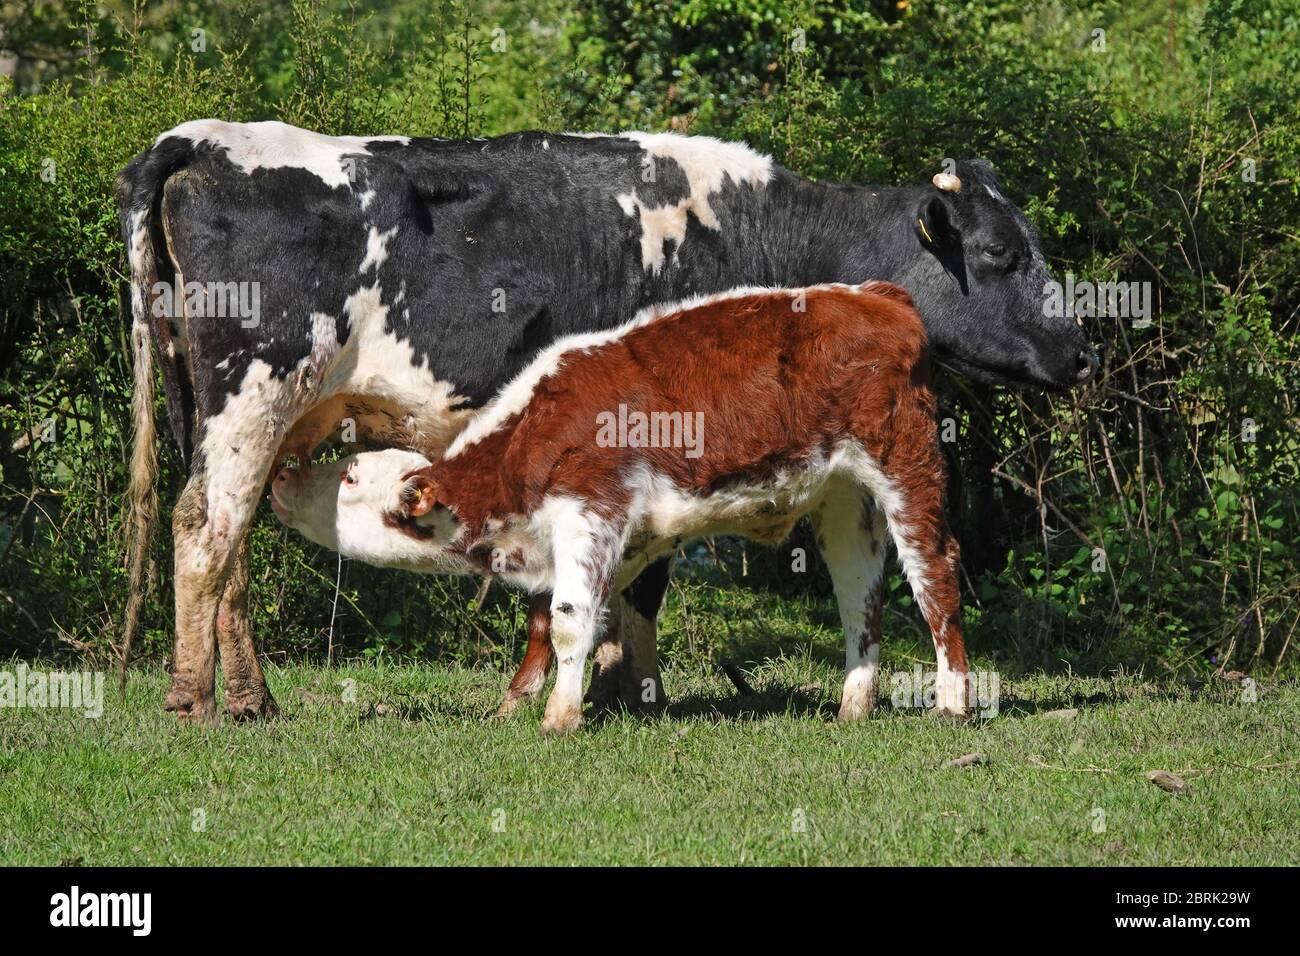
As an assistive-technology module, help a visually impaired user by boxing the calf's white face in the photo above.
[269,449,461,571]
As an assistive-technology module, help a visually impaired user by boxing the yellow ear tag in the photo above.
[917,218,934,244]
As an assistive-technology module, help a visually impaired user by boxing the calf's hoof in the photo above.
[836,694,876,722]
[540,706,584,735]
[225,686,279,721]
[493,692,528,718]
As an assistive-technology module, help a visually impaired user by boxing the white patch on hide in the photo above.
[324,283,473,453]
[616,130,773,273]
[158,119,410,190]
[359,225,398,273]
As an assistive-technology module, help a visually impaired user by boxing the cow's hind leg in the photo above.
[167,413,291,724]
[812,485,888,721]
[218,533,278,720]
[165,472,228,725]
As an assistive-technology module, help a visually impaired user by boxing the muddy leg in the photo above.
[164,475,226,725]
[166,405,291,724]
[218,534,278,719]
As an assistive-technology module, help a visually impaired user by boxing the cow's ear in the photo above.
[400,474,442,517]
[916,195,960,250]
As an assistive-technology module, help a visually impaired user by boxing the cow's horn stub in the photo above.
[932,172,962,193]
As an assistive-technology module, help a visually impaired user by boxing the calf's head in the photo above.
[888,160,1098,388]
[269,449,466,573]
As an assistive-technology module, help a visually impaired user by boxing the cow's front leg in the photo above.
[217,534,278,720]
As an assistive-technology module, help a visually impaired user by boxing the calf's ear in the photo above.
[399,473,442,517]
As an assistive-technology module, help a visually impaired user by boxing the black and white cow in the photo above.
[117,120,1095,723]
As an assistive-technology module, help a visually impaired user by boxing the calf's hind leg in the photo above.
[864,463,968,717]
[812,487,889,720]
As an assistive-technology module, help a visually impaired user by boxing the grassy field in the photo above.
[3,632,1297,865]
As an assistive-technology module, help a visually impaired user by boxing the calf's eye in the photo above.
[985,243,1007,258]
[342,470,357,486]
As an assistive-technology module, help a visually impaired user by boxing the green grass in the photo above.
[2,644,1297,865]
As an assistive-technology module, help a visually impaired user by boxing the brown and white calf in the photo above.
[270,282,968,732]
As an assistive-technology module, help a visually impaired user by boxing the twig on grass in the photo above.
[1027,756,1116,774]
[718,660,755,696]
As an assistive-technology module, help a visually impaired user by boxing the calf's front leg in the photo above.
[540,507,621,735]
[812,489,888,720]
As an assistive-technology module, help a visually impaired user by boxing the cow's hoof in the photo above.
[928,706,971,722]
[584,686,668,718]
[632,693,669,717]
[540,707,583,735]
[164,677,219,726]
[225,687,279,721]
[582,682,620,715]
[584,663,623,712]
[166,695,218,726]
[836,695,876,722]
[620,673,668,715]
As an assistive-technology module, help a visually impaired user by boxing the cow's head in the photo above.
[269,450,468,574]
[888,160,1098,388]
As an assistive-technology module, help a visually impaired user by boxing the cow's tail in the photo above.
[115,136,193,698]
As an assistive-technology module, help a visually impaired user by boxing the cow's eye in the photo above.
[341,468,357,486]
[985,243,1007,258]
